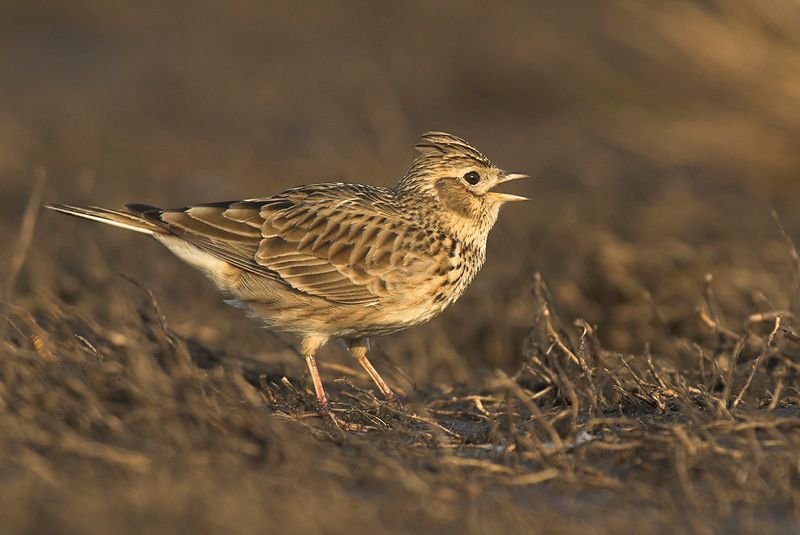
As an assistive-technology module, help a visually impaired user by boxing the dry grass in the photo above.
[3,259,800,533]
[2,1,800,533]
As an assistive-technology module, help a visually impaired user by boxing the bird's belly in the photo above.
[234,279,458,339]
[345,277,470,337]
[191,251,477,339]
[239,296,439,338]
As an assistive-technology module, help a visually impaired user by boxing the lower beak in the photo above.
[488,172,530,202]
[487,192,529,202]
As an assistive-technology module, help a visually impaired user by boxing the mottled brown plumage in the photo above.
[47,132,528,425]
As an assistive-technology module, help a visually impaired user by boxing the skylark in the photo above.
[47,132,528,424]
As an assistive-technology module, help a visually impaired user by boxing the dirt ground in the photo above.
[2,1,800,533]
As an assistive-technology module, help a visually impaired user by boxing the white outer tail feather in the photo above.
[45,204,157,235]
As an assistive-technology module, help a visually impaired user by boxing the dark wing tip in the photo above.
[125,203,160,215]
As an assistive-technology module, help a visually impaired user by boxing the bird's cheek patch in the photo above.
[434,179,479,219]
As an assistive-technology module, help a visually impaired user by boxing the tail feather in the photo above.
[45,203,164,235]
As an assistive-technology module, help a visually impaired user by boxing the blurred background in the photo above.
[2,0,800,384]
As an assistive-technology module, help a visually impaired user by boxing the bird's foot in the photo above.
[318,403,367,432]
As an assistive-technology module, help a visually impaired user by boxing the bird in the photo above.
[46,131,528,426]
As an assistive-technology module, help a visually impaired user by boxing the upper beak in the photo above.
[487,172,530,202]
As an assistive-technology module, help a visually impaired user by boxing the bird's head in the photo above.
[393,132,528,234]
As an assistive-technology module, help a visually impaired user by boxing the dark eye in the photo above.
[463,171,481,185]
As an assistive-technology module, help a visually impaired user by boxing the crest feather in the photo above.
[414,131,490,165]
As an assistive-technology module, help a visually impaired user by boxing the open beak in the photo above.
[487,172,530,202]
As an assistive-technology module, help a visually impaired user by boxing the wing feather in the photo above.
[136,185,441,305]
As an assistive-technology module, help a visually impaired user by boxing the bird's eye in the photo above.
[463,171,481,185]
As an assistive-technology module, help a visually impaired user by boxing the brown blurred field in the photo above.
[2,1,800,533]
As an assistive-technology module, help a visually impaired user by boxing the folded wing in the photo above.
[131,185,439,306]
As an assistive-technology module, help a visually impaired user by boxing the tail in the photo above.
[45,203,164,235]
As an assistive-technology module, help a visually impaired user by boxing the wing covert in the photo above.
[134,185,440,306]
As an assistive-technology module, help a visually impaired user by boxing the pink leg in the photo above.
[300,335,359,429]
[348,338,400,405]
[303,352,331,414]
